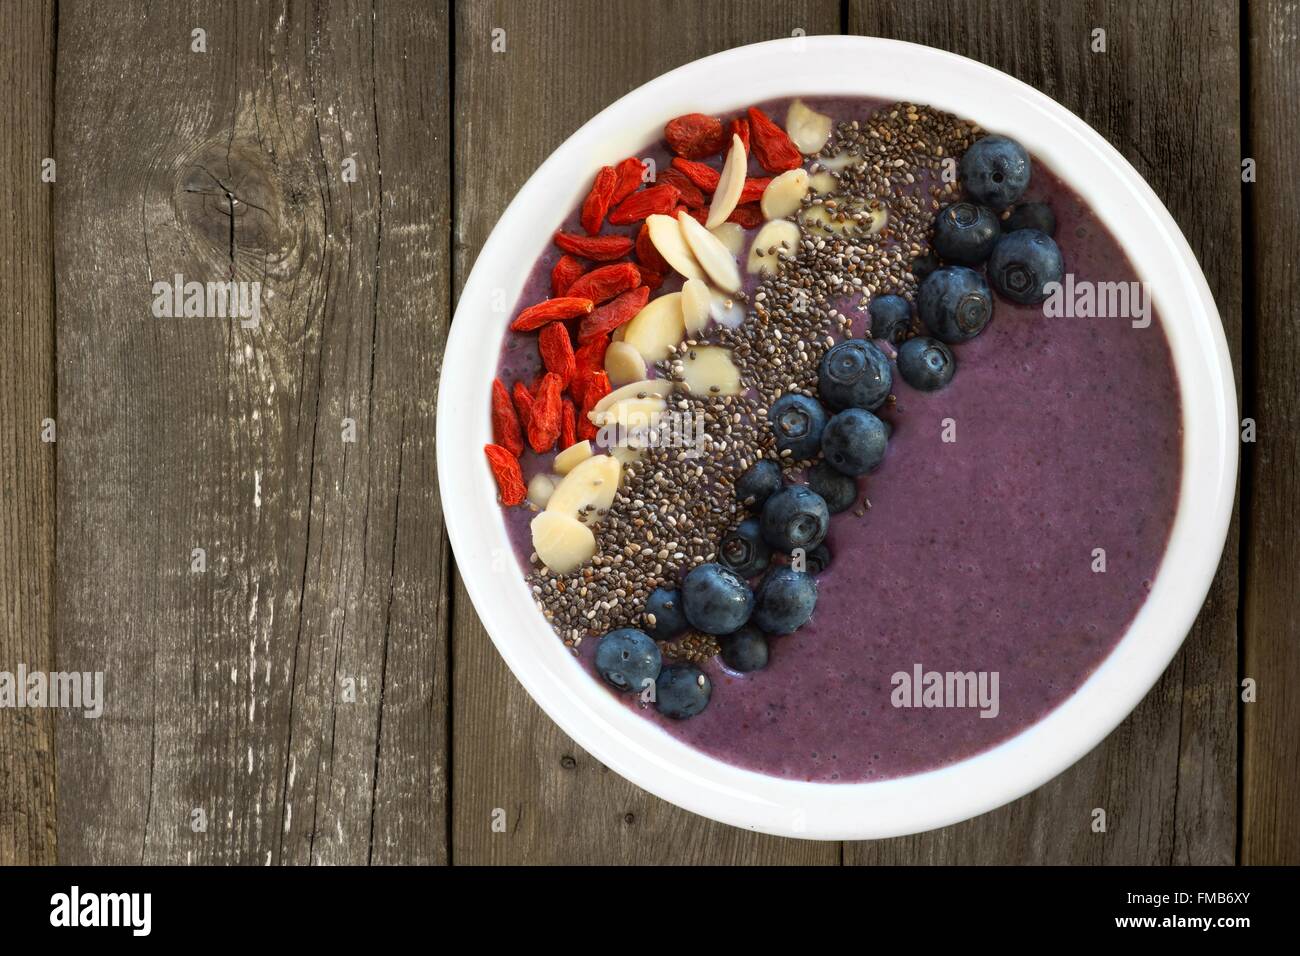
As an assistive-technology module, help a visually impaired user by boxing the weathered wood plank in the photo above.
[0,0,57,866]
[450,0,842,864]
[53,0,450,864]
[1242,0,1300,865]
[845,0,1240,864]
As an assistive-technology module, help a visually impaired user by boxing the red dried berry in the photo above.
[636,266,664,290]
[551,255,586,296]
[565,262,640,304]
[658,167,706,208]
[491,378,524,458]
[611,156,645,203]
[512,381,534,433]
[578,286,650,343]
[739,177,773,204]
[484,444,526,506]
[527,372,564,453]
[635,222,669,274]
[664,113,727,159]
[674,205,708,226]
[580,165,617,235]
[727,203,764,229]
[730,118,750,153]
[746,106,802,173]
[608,183,681,225]
[553,231,634,261]
[670,157,721,192]
[560,398,577,449]
[510,296,593,332]
[538,322,576,388]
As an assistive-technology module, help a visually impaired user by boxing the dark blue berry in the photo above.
[720,626,769,673]
[655,664,711,719]
[680,562,753,635]
[932,202,1000,265]
[896,336,956,391]
[918,266,993,343]
[760,484,830,553]
[768,393,827,460]
[594,628,661,694]
[868,295,911,345]
[987,228,1064,305]
[644,587,687,641]
[818,338,892,411]
[960,135,1031,210]
[807,460,856,514]
[805,543,832,576]
[753,566,818,634]
[821,408,888,476]
[1002,201,1055,237]
[735,459,782,508]
[719,517,771,579]
[911,251,940,282]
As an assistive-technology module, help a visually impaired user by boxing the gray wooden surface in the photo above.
[0,0,1293,865]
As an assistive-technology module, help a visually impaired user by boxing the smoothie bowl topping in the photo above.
[480,94,1146,781]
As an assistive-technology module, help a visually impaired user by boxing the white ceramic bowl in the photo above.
[438,36,1237,839]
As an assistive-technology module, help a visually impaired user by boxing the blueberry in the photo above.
[645,587,687,641]
[911,251,940,282]
[769,393,827,460]
[918,266,993,343]
[753,566,818,634]
[760,484,830,553]
[655,664,712,719]
[1003,201,1055,237]
[868,295,912,345]
[735,459,782,508]
[719,517,771,578]
[594,628,661,694]
[960,135,1031,209]
[896,336,956,391]
[818,338,892,411]
[805,543,832,576]
[680,562,754,635]
[987,228,1064,305]
[807,460,856,514]
[932,202,1000,265]
[821,408,888,476]
[720,626,769,673]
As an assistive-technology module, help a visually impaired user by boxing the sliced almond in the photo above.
[681,278,712,335]
[786,99,833,154]
[709,288,746,328]
[760,168,810,221]
[592,396,667,431]
[710,222,746,256]
[705,133,748,229]
[610,444,644,466]
[553,440,592,475]
[678,211,741,294]
[526,472,556,509]
[603,341,646,386]
[746,219,801,275]
[809,171,837,195]
[646,213,705,282]
[679,346,742,396]
[623,292,685,363]
[546,454,622,517]
[530,510,596,574]
[593,377,675,414]
[818,151,860,172]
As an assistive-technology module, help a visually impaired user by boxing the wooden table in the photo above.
[1,0,1294,866]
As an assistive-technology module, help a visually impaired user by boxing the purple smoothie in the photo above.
[493,97,1181,782]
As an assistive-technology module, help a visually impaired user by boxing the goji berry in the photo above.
[658,167,706,208]
[553,231,634,261]
[636,266,664,290]
[635,222,669,273]
[664,113,727,159]
[560,397,576,449]
[510,295,593,332]
[577,371,612,441]
[491,378,524,457]
[747,106,802,173]
[512,380,534,431]
[611,156,645,203]
[670,157,720,192]
[674,205,708,226]
[538,322,576,388]
[565,262,640,304]
[527,372,564,453]
[580,165,617,235]
[484,444,526,506]
[551,254,586,296]
[573,333,609,380]
[608,183,681,225]
[739,177,773,204]
[727,203,764,229]
[578,286,649,343]
[730,118,750,153]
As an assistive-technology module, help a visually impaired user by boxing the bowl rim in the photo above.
[438,35,1238,839]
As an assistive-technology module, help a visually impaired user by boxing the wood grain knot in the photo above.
[176,138,289,264]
